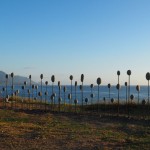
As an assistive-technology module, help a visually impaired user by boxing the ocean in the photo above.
[0,85,149,105]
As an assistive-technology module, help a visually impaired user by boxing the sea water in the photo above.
[0,85,149,104]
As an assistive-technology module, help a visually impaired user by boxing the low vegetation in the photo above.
[0,107,150,150]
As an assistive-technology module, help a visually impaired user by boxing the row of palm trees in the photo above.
[1,70,150,111]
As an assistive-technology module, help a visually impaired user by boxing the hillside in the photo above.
[0,71,36,85]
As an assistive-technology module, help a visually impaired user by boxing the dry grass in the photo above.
[0,108,150,150]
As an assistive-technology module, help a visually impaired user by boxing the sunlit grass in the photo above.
[0,108,150,149]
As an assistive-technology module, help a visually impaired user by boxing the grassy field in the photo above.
[0,108,150,150]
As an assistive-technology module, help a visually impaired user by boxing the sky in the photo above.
[0,0,150,85]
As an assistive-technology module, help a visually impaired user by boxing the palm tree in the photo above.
[51,75,55,95]
[74,81,77,112]
[81,74,84,110]
[90,84,94,105]
[117,71,120,115]
[40,74,43,109]
[97,77,101,112]
[130,94,134,104]
[29,75,31,89]
[63,86,66,111]
[146,72,150,105]
[111,98,115,114]
[50,94,54,111]
[5,74,9,99]
[79,85,82,111]
[45,81,48,111]
[111,98,114,103]
[24,81,27,108]
[32,85,35,109]
[74,99,78,113]
[69,75,73,106]
[85,98,88,106]
[68,93,71,112]
[142,99,146,105]
[125,82,128,113]
[35,85,38,109]
[38,91,42,109]
[103,97,106,113]
[75,81,77,100]
[125,82,128,105]
[116,83,121,116]
[21,85,25,109]
[127,70,131,103]
[127,70,131,117]
[11,72,14,108]
[136,85,140,104]
[58,81,61,112]
[108,83,111,100]
[90,93,94,111]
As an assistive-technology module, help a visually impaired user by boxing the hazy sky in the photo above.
[0,0,150,85]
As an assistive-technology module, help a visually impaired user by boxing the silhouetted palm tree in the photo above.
[38,91,42,109]
[51,75,55,94]
[74,99,78,113]
[90,84,94,105]
[35,85,38,108]
[68,93,71,112]
[116,83,121,115]
[130,94,134,104]
[24,81,27,108]
[32,85,35,109]
[69,75,73,106]
[97,77,101,112]
[11,72,14,108]
[40,74,43,108]
[5,74,9,98]
[75,81,77,100]
[29,75,31,89]
[81,74,84,110]
[125,82,128,113]
[58,81,61,112]
[35,85,38,98]
[21,85,25,109]
[146,72,150,104]
[125,82,128,105]
[136,85,140,104]
[117,71,120,115]
[127,70,131,117]
[85,98,88,106]
[79,84,82,111]
[45,81,48,111]
[90,93,94,111]
[108,83,111,100]
[127,70,131,103]
[50,94,54,111]
[142,99,146,105]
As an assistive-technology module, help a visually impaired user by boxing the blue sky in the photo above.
[0,0,150,85]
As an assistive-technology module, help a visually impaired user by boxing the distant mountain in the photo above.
[0,71,37,86]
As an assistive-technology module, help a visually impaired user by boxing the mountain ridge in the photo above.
[0,71,36,86]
